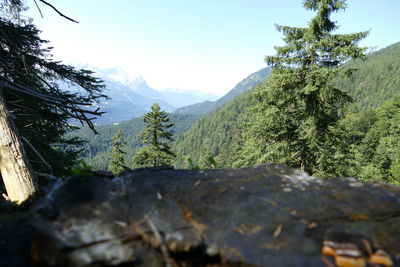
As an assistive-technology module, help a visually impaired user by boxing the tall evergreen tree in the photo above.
[0,1,106,203]
[108,129,127,176]
[133,103,175,168]
[238,0,368,176]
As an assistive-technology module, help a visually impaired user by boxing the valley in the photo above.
[72,42,400,185]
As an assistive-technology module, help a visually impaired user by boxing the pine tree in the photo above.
[108,129,127,176]
[133,103,175,168]
[0,1,106,203]
[238,0,368,176]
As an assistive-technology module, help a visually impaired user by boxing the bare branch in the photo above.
[33,0,43,18]
[1,79,104,133]
[0,77,94,108]
[38,0,79,23]
[22,135,53,174]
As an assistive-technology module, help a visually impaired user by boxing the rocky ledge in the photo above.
[6,164,400,266]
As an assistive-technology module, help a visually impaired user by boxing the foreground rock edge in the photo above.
[30,164,400,266]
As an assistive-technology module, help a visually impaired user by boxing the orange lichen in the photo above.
[369,249,393,266]
[334,255,366,267]
[322,240,337,257]
[180,202,207,234]
[322,245,336,257]
[307,222,318,229]
[234,227,244,235]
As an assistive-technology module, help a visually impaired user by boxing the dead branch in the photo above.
[1,79,104,119]
[2,193,10,201]
[1,83,102,133]
[38,0,79,23]
[22,135,53,174]
[0,73,89,105]
[33,0,43,18]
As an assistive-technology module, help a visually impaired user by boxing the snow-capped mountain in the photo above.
[78,66,219,124]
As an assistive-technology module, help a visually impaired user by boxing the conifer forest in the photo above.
[1,1,400,267]
[1,0,400,202]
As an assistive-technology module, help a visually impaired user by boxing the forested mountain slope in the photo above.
[173,90,253,168]
[72,42,400,172]
[338,41,400,110]
[70,113,199,170]
[174,67,271,115]
[71,67,272,170]
[174,42,400,169]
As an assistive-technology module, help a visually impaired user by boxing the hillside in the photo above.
[173,90,253,168]
[71,113,199,170]
[174,67,271,115]
[174,42,400,168]
[338,41,400,110]
[72,42,400,172]
[72,67,272,169]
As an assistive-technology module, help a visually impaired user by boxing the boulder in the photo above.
[30,165,400,266]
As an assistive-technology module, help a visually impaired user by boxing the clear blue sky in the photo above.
[25,0,400,95]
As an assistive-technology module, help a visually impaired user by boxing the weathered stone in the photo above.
[30,165,400,266]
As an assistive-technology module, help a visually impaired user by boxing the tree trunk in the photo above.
[0,89,36,204]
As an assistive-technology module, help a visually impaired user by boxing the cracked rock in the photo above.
[26,164,400,266]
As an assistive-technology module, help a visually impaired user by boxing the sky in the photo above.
[24,0,400,96]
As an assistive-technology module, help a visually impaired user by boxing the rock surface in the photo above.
[25,165,400,266]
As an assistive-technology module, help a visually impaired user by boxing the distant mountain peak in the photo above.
[106,68,137,86]
[129,76,148,89]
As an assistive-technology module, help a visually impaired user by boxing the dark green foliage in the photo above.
[174,90,253,168]
[72,161,93,178]
[108,129,127,176]
[323,96,400,185]
[206,156,218,169]
[72,67,271,171]
[173,41,400,180]
[185,156,217,170]
[328,109,377,177]
[336,42,400,111]
[237,0,368,175]
[69,112,198,171]
[187,158,199,170]
[133,103,175,167]
[355,96,400,185]
[0,16,106,177]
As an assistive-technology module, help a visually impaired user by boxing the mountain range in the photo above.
[70,65,272,169]
[81,66,221,124]
[173,67,271,115]
[71,41,400,171]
